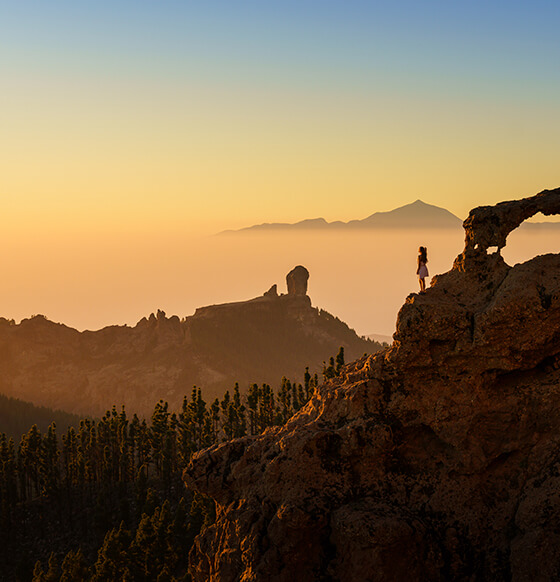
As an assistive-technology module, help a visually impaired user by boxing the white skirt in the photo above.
[418,264,429,278]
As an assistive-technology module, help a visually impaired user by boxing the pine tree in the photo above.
[322,356,336,380]
[44,552,60,582]
[134,465,148,520]
[210,398,220,442]
[0,434,17,533]
[278,377,292,423]
[62,427,78,488]
[31,561,46,582]
[60,548,89,582]
[304,366,312,399]
[142,487,160,517]
[92,522,131,582]
[232,384,247,438]
[136,420,151,478]
[247,384,259,435]
[335,346,345,375]
[40,423,60,496]
[130,500,175,580]
[18,424,42,499]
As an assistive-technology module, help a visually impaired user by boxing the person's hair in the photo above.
[419,246,428,263]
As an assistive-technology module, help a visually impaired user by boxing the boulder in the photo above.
[286,265,309,296]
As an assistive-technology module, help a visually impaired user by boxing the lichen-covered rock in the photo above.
[184,188,560,581]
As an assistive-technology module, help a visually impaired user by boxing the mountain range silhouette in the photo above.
[221,199,560,234]
[220,200,462,233]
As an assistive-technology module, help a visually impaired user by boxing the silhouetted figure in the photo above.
[417,246,429,293]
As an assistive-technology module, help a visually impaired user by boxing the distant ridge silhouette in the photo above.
[0,268,379,417]
[219,200,463,234]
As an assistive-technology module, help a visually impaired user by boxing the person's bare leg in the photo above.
[420,278,426,293]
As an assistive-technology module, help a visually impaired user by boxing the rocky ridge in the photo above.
[185,188,560,581]
[0,268,377,417]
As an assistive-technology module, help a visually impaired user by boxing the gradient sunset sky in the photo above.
[3,0,559,239]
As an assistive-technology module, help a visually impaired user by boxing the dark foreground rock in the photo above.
[184,188,560,581]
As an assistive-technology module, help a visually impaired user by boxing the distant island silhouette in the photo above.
[220,199,560,234]
[220,200,462,233]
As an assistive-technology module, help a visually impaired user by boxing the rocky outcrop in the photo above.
[286,265,309,296]
[184,188,560,581]
[0,268,378,417]
[264,284,278,298]
[463,188,560,253]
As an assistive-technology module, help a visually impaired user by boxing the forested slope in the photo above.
[0,353,340,582]
[0,394,83,441]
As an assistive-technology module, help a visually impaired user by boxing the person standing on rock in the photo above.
[417,246,429,293]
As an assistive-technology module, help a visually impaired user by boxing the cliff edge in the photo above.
[184,188,560,581]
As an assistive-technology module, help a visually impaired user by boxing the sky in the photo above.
[1,1,560,331]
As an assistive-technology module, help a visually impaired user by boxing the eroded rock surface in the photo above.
[463,188,560,253]
[185,188,560,581]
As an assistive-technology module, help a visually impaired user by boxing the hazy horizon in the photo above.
[2,224,557,338]
[2,1,559,337]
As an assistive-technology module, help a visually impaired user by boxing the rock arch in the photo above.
[462,188,560,255]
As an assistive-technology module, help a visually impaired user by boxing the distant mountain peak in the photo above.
[220,200,462,234]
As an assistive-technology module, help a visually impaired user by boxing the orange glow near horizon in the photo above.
[2,225,558,338]
[3,75,559,238]
[2,2,559,337]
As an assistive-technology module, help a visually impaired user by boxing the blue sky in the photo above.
[2,0,559,231]
[4,1,558,88]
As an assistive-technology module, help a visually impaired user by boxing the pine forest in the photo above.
[0,349,347,582]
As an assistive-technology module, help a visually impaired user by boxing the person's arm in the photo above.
[416,256,420,275]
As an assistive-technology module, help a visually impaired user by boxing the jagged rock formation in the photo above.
[185,188,560,581]
[286,265,309,296]
[0,268,378,417]
[264,284,278,298]
[463,188,560,253]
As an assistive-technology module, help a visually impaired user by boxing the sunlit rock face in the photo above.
[185,188,560,582]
